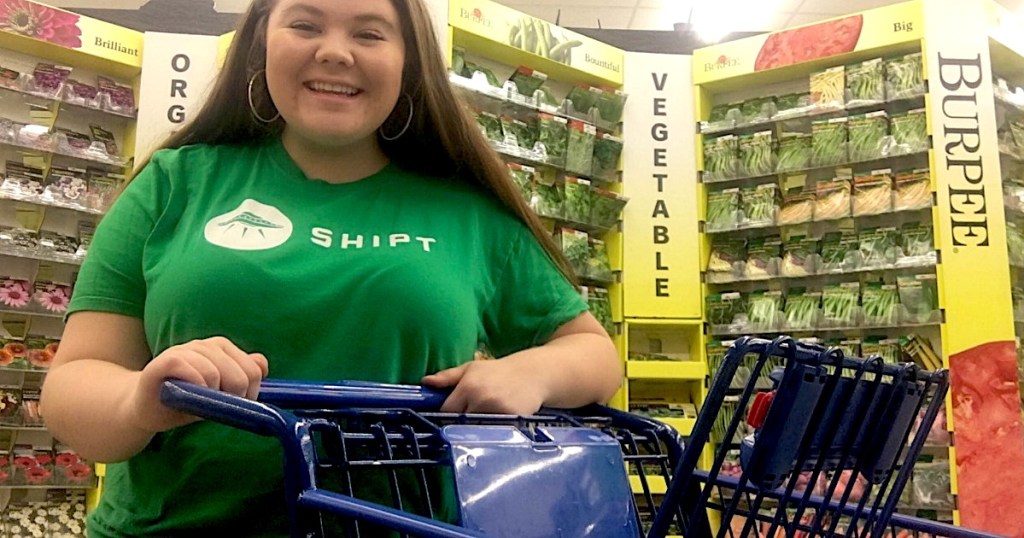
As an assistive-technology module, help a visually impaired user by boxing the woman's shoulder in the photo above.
[148,141,264,167]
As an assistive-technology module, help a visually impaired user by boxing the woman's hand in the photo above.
[422,358,547,415]
[129,337,268,433]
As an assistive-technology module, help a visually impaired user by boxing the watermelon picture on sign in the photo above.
[754,15,865,71]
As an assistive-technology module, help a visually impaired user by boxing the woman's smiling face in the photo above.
[264,0,406,148]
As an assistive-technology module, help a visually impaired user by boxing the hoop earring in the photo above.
[248,70,280,124]
[380,93,414,141]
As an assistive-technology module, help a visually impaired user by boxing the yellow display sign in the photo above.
[621,53,701,319]
[693,0,923,85]
[449,0,624,85]
[925,1,1024,535]
[0,1,142,68]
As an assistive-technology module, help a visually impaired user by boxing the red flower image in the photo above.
[34,453,51,466]
[25,465,51,484]
[12,456,34,469]
[64,463,91,482]
[55,452,79,467]
[0,0,81,49]
[0,468,9,483]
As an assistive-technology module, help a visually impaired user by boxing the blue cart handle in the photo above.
[160,380,293,437]
[161,378,452,434]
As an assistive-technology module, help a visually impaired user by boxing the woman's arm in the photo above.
[422,311,621,414]
[40,312,268,463]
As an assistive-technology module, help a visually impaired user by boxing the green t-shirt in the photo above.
[70,138,587,537]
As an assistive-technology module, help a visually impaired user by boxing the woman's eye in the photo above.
[290,22,318,32]
[358,31,385,41]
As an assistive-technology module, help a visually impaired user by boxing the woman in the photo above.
[39,0,622,536]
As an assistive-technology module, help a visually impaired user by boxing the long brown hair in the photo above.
[135,0,578,285]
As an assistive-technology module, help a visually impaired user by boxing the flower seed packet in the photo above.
[45,166,88,201]
[26,337,57,370]
[32,63,72,94]
[97,75,135,112]
[32,281,71,313]
[0,389,21,426]
[0,66,19,89]
[38,231,79,256]
[89,124,119,156]
[0,279,32,311]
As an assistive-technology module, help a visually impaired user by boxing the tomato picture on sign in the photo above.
[754,15,864,71]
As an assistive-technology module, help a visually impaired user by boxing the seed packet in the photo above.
[89,124,119,156]
[506,162,535,202]
[748,290,784,331]
[98,75,136,112]
[0,337,28,368]
[20,388,42,427]
[55,445,93,486]
[707,238,746,276]
[2,228,38,251]
[776,133,812,173]
[898,223,936,266]
[740,96,775,125]
[706,189,741,232]
[784,289,821,331]
[778,188,814,225]
[45,166,88,202]
[593,133,623,179]
[819,231,859,273]
[556,228,590,277]
[744,236,782,279]
[781,236,819,277]
[65,79,99,104]
[38,231,78,256]
[563,177,592,224]
[77,221,96,257]
[595,88,628,125]
[886,52,926,100]
[822,282,861,327]
[814,178,852,221]
[898,274,939,324]
[500,116,536,150]
[741,183,779,227]
[890,108,928,155]
[861,282,900,326]
[894,168,931,211]
[32,281,72,314]
[811,117,849,167]
[86,172,122,211]
[566,120,596,177]
[707,292,747,329]
[583,286,613,335]
[847,111,889,162]
[845,58,885,106]
[809,66,845,109]
[26,336,57,370]
[56,128,93,153]
[739,131,775,177]
[31,63,72,95]
[703,135,740,181]
[475,111,503,143]
[859,227,899,269]
[507,66,547,98]
[3,161,46,196]
[566,84,601,117]
[587,238,613,283]
[0,66,19,90]
[590,188,627,230]
[530,175,563,218]
[852,170,893,216]
[0,388,20,426]
[774,93,813,119]
[536,113,568,163]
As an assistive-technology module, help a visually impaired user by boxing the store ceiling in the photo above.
[42,0,1024,37]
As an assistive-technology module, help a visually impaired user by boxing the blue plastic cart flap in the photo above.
[442,425,639,538]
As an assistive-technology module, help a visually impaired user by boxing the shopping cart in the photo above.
[160,335,1002,538]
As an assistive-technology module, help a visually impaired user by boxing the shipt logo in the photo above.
[705,55,740,72]
[461,7,494,28]
[204,199,293,251]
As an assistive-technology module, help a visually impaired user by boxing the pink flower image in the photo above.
[0,279,29,308]
[0,0,81,49]
[35,285,69,312]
